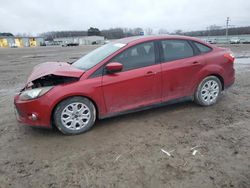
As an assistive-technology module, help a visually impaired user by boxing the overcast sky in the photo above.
[0,0,250,35]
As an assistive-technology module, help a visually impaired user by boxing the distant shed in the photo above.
[54,36,105,45]
[0,37,14,47]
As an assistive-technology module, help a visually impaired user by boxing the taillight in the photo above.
[224,53,235,63]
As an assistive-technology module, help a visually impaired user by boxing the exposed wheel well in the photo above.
[50,95,99,129]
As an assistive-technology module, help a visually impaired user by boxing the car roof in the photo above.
[115,35,206,45]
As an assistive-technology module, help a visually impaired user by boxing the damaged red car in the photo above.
[14,36,235,134]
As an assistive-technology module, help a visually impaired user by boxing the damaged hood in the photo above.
[27,62,85,83]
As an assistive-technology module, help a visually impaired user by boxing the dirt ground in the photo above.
[0,44,250,188]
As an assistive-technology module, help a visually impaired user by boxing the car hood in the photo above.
[27,62,85,84]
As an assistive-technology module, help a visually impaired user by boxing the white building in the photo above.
[54,36,105,45]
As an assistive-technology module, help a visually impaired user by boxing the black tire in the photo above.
[194,76,222,106]
[53,97,96,135]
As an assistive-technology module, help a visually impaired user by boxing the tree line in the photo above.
[182,26,250,37]
[39,27,145,41]
[4,26,250,40]
[0,32,14,37]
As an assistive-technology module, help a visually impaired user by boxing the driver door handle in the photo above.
[192,61,200,65]
[145,71,157,76]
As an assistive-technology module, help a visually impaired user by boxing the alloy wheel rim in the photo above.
[61,102,91,130]
[201,80,219,104]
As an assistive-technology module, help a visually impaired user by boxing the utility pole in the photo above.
[226,17,230,43]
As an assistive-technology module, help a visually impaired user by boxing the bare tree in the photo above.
[208,25,222,30]
[0,32,14,37]
[132,28,144,35]
[174,30,183,35]
[39,31,87,40]
[145,28,153,35]
[15,33,32,37]
[158,28,169,34]
[101,28,124,39]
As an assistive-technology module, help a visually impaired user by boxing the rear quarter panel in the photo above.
[191,48,234,92]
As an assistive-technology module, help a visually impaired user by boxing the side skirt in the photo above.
[99,96,193,119]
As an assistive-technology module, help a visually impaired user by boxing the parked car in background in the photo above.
[242,41,250,44]
[14,35,235,135]
[104,40,110,44]
[201,38,209,43]
[207,38,217,44]
[45,41,61,46]
[230,37,241,44]
[40,42,46,46]
[10,43,18,48]
[62,42,79,47]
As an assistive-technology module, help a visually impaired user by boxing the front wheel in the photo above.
[194,76,222,106]
[53,97,96,135]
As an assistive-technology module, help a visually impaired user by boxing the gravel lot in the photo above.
[0,44,250,188]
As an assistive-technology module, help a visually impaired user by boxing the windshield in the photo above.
[72,42,126,70]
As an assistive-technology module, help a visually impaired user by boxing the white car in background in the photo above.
[104,40,110,44]
[230,37,240,44]
[207,38,217,44]
[10,43,18,48]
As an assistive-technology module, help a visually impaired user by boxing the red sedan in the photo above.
[14,35,235,134]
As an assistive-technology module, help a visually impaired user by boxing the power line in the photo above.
[226,17,230,43]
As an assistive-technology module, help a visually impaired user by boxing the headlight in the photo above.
[19,86,53,101]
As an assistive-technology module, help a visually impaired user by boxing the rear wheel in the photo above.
[54,97,96,135]
[194,76,222,106]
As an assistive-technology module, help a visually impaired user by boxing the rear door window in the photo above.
[161,40,194,62]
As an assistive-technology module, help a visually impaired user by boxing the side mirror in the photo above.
[105,62,123,74]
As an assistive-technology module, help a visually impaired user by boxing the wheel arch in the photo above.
[195,73,224,91]
[193,64,226,94]
[50,95,99,128]
[194,74,224,106]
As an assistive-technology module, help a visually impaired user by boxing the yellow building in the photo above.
[14,38,23,47]
[0,36,44,48]
[29,38,37,47]
[0,38,9,47]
